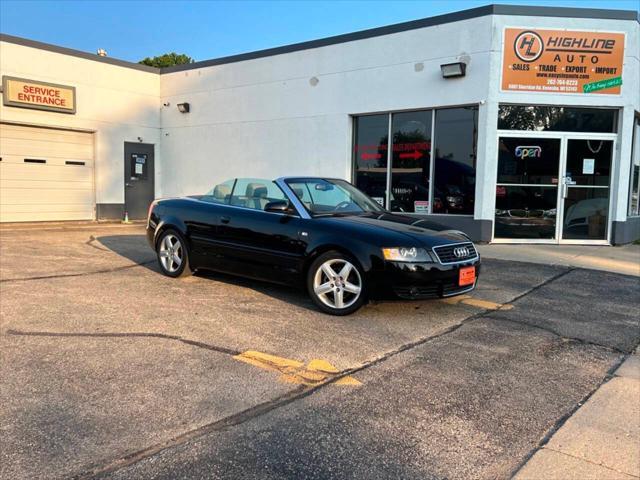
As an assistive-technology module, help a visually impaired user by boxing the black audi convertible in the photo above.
[147,177,480,315]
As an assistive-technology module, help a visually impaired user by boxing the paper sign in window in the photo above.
[414,200,429,213]
[583,158,595,175]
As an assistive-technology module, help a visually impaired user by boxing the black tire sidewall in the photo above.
[307,251,366,315]
[156,229,191,278]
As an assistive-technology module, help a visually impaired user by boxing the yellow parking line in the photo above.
[234,350,361,386]
[442,295,514,311]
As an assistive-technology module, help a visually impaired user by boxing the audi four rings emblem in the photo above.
[453,246,470,258]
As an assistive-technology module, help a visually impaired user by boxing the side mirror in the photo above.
[265,200,292,214]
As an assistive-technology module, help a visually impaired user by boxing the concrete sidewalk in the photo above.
[515,349,640,480]
[477,244,640,277]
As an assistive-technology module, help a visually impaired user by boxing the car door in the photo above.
[186,179,237,269]
[216,179,308,283]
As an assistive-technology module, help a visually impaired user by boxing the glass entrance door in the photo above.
[495,136,561,241]
[560,139,613,242]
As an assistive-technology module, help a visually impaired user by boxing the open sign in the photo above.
[515,146,542,159]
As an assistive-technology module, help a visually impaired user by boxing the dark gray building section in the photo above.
[96,204,125,221]
[612,218,640,245]
[418,217,493,243]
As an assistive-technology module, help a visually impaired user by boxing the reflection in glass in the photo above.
[495,186,558,239]
[353,115,389,208]
[563,188,609,240]
[628,118,640,216]
[498,106,617,133]
[389,111,432,213]
[432,107,478,214]
[498,137,561,185]
[565,140,612,187]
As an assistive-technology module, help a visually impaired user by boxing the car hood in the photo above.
[317,212,471,247]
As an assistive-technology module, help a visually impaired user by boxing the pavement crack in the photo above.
[70,384,318,479]
[499,267,575,305]
[56,266,585,479]
[0,260,156,283]
[543,446,640,478]
[5,329,241,356]
[484,316,629,355]
[508,352,633,479]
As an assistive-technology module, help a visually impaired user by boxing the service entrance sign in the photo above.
[2,76,76,113]
[501,28,625,95]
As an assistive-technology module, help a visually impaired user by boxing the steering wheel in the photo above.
[334,201,353,211]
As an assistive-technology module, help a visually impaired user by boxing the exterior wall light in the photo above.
[177,102,190,113]
[440,62,466,78]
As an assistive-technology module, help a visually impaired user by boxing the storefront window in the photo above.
[432,107,478,214]
[498,105,618,133]
[389,111,432,213]
[353,114,388,208]
[353,106,477,215]
[629,116,640,216]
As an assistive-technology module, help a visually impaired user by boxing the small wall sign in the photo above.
[2,76,76,114]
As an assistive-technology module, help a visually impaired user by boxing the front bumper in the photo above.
[370,258,481,300]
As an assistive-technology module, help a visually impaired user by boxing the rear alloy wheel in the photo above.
[156,230,192,278]
[307,251,365,315]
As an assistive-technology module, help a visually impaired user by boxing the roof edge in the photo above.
[0,33,159,74]
[161,4,639,74]
[1,4,637,76]
[161,4,496,73]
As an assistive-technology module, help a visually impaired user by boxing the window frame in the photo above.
[431,106,479,216]
[628,112,640,217]
[351,103,479,216]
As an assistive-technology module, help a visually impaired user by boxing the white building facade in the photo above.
[1,5,639,243]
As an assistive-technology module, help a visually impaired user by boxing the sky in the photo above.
[1,0,638,64]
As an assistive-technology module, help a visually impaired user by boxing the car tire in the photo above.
[307,251,366,316]
[156,229,192,278]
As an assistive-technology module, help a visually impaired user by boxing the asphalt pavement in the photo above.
[0,224,638,480]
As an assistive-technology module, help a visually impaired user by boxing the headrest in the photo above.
[246,183,268,198]
[293,187,304,199]
[213,184,231,199]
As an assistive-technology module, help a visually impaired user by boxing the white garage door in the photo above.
[0,123,95,222]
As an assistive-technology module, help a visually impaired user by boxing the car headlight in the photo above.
[382,247,431,262]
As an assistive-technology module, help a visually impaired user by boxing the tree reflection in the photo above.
[498,106,616,133]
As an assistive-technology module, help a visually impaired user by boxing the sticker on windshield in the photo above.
[414,200,429,213]
[372,197,384,207]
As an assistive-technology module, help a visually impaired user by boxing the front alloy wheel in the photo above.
[307,251,365,315]
[156,230,191,277]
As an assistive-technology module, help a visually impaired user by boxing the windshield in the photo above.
[286,178,384,216]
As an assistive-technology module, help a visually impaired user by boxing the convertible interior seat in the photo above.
[213,184,231,202]
[245,183,269,210]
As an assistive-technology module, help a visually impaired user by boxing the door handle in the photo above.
[220,216,231,224]
[562,176,576,198]
[125,183,132,187]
